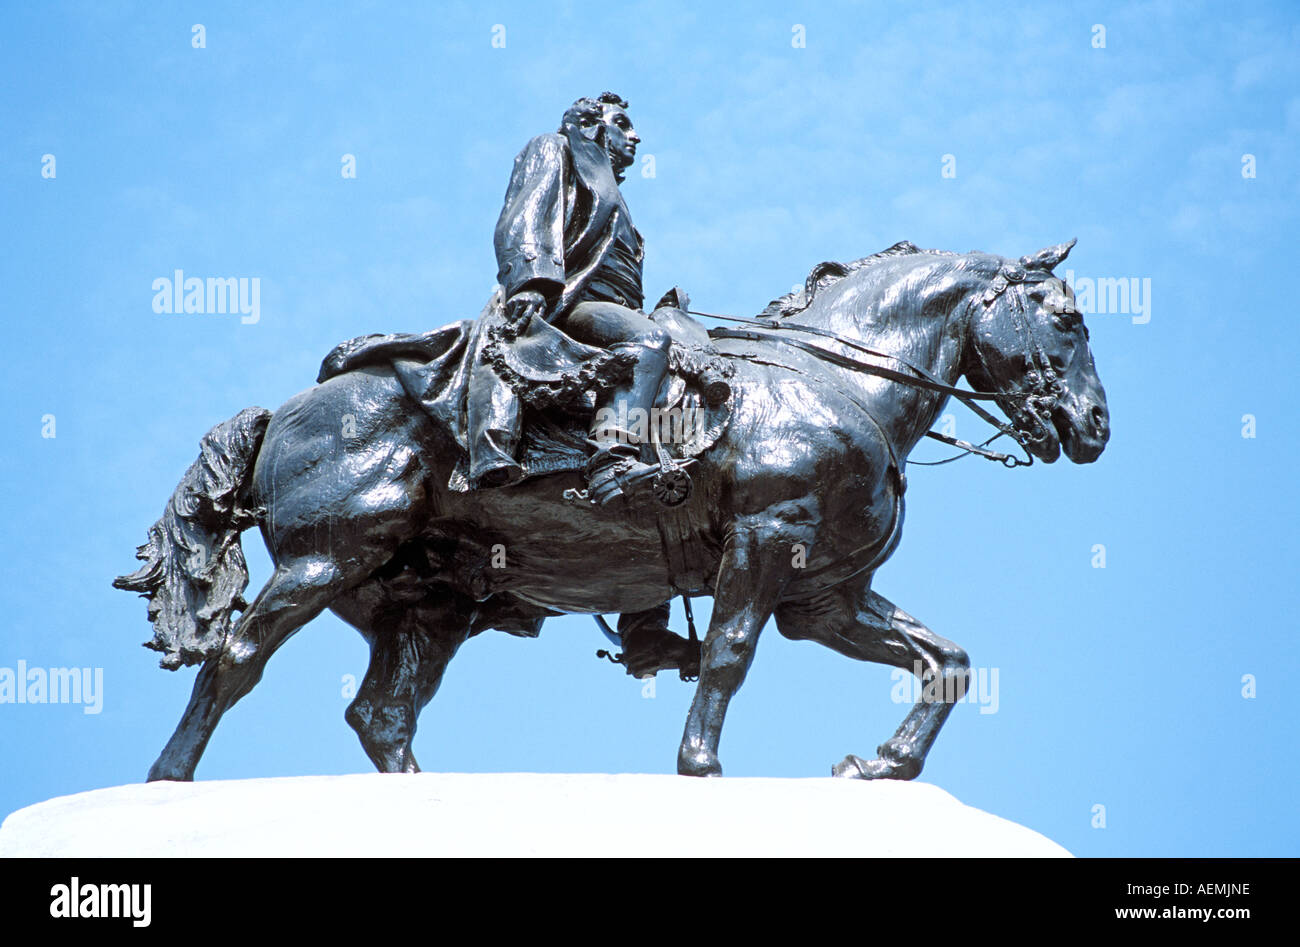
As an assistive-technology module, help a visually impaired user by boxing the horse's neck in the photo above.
[821,280,969,459]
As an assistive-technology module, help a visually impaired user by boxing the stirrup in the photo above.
[577,444,695,508]
[586,453,654,507]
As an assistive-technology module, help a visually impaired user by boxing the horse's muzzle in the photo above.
[1055,392,1109,464]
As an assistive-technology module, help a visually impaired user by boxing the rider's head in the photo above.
[560,92,639,182]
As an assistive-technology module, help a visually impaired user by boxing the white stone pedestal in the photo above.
[0,772,1071,857]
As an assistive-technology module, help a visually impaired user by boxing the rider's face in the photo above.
[600,106,639,172]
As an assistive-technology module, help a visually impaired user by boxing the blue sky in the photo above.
[2,1,1297,856]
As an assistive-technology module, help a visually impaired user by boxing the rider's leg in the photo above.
[556,301,672,504]
[561,300,669,350]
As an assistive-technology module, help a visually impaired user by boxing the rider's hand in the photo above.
[503,290,547,332]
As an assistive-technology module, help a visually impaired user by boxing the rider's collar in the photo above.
[561,123,621,191]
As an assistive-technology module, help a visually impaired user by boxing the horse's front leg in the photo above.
[775,584,969,780]
[677,511,808,777]
[845,597,970,779]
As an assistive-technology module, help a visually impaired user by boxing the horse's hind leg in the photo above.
[148,554,348,781]
[338,590,473,773]
[776,582,970,780]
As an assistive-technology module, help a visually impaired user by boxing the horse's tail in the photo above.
[114,406,273,670]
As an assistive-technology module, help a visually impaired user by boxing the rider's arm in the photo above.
[494,133,568,308]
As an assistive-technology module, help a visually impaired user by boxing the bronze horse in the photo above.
[116,240,1108,782]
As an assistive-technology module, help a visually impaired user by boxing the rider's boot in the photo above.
[585,335,671,506]
[615,604,702,680]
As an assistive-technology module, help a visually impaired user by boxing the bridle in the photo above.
[693,259,1070,469]
[981,261,1070,456]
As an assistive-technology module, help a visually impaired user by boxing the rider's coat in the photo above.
[494,124,645,316]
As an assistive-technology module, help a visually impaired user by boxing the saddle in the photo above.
[318,288,735,500]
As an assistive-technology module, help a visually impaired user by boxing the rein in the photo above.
[689,309,1034,468]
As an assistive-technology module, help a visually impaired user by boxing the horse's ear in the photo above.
[1020,238,1077,272]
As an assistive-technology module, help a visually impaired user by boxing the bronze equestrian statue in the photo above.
[115,97,1110,784]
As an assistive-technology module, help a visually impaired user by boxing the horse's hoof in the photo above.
[832,754,870,778]
[146,763,194,782]
[374,750,420,774]
[832,753,920,780]
[678,749,722,777]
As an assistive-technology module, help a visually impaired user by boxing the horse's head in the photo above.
[963,239,1109,464]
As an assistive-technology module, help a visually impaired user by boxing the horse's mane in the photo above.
[758,241,967,320]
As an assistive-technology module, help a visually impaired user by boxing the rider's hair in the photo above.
[560,92,629,131]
